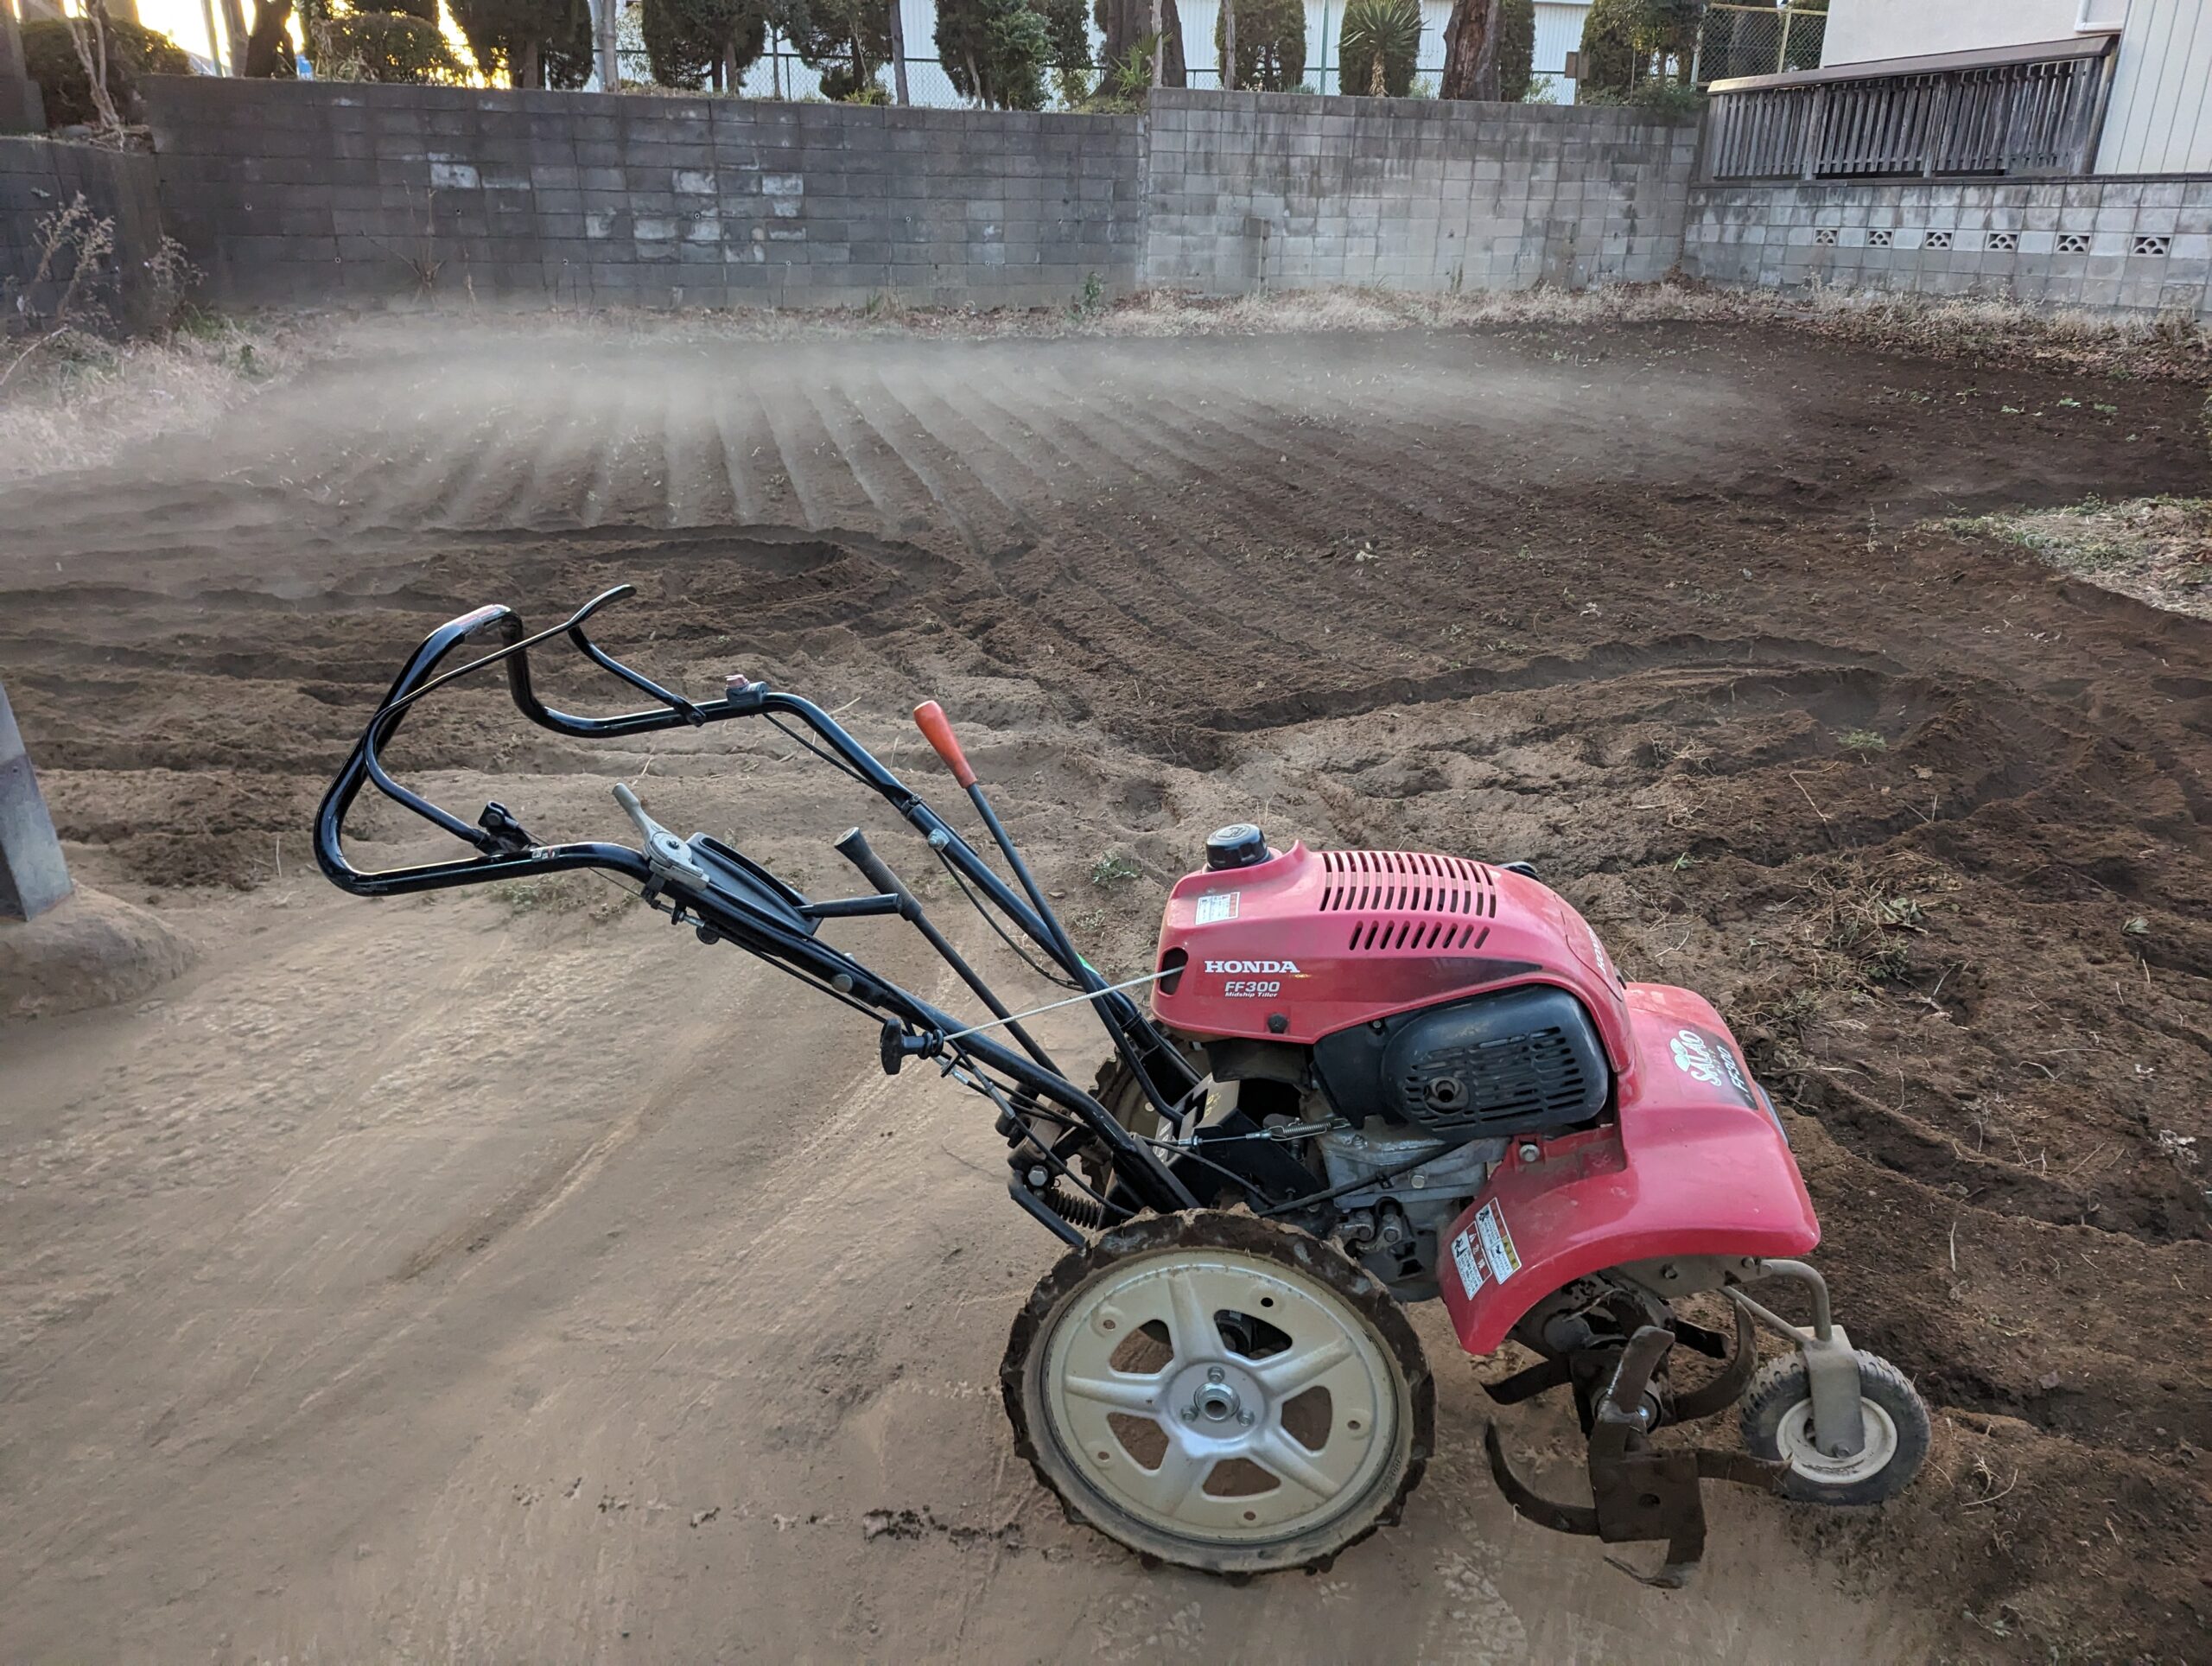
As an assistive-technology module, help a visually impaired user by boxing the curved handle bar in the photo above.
[316,590,675,896]
[315,588,1062,953]
[312,586,1204,1215]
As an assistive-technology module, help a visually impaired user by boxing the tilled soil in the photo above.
[3,319,2209,1663]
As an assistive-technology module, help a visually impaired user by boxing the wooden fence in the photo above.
[1703,35,2119,182]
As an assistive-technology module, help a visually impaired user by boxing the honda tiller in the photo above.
[317,587,1929,1584]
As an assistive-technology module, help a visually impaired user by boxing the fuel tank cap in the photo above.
[1205,823,1269,871]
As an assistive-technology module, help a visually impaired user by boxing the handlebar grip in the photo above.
[912,701,977,789]
[834,827,911,903]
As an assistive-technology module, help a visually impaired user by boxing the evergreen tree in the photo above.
[448,0,594,87]
[938,0,1050,108]
[1092,0,1184,93]
[1580,0,1701,96]
[780,0,890,99]
[642,0,765,86]
[1213,0,1301,92]
[1496,0,1533,99]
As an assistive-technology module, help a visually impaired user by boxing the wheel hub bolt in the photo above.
[1237,1409,1255,1426]
[1196,1383,1241,1421]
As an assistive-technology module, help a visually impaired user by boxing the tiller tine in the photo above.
[1669,1302,1761,1423]
[1484,1325,1788,1590]
[1481,1354,1574,1407]
[1481,1423,1599,1536]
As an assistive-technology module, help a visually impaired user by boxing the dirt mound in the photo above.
[0,884,193,1020]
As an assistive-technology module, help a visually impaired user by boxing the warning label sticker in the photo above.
[1451,1228,1485,1298]
[1193,892,1240,925]
[1474,1202,1521,1286]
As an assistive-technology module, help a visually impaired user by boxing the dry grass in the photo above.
[1946,496,2212,620]
[316,278,2212,385]
[0,315,322,480]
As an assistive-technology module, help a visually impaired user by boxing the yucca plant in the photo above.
[1338,0,1421,98]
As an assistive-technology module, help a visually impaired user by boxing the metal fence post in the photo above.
[0,680,72,922]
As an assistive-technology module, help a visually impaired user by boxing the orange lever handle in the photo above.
[912,701,977,788]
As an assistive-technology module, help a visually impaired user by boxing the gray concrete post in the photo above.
[0,680,72,920]
[592,0,619,90]
[0,0,46,136]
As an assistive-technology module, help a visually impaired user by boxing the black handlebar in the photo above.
[311,587,1204,1219]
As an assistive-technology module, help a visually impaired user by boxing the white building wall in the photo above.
[2097,0,2212,173]
[1819,0,2089,65]
[1532,1,1589,102]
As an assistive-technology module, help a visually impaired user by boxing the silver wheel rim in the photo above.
[1775,1396,1899,1486]
[1039,1247,1400,1545]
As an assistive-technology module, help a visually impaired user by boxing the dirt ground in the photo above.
[3,315,2209,1663]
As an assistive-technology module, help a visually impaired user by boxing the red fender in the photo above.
[1437,983,1820,1358]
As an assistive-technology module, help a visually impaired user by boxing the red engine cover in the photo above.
[1152,843,1637,1083]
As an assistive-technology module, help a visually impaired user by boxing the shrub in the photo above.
[1338,0,1421,97]
[19,17,189,129]
[448,0,595,88]
[1579,0,1700,95]
[780,0,891,101]
[1214,0,1305,91]
[1576,0,1638,94]
[307,10,468,82]
[938,0,1052,110]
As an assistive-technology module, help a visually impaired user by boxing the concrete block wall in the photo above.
[143,77,1143,309]
[1143,89,1697,294]
[0,136,165,330]
[1685,178,2212,320]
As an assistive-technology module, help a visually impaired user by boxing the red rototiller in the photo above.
[318,586,1929,1584]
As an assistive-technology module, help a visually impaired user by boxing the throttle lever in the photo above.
[613,783,709,887]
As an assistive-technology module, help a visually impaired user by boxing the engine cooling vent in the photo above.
[1379,985,1608,1139]
[1398,1026,1592,1134]
[1320,849,1496,953]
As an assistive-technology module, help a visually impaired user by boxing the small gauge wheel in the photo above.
[1741,1351,1931,1505]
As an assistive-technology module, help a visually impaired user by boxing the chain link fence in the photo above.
[607,0,1462,111]
[611,46,1457,110]
[1693,3,1827,87]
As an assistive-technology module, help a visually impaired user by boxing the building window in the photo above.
[2132,234,2171,257]
[2057,232,2090,253]
[1868,228,1892,247]
[1923,230,1952,250]
[1987,232,2018,252]
[1814,227,1838,245]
